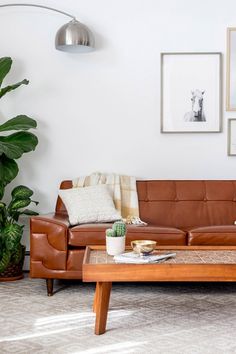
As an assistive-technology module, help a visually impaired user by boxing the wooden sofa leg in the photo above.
[46,279,54,296]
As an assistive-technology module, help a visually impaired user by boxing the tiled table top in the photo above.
[88,249,236,265]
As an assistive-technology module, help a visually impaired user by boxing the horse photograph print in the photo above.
[161,52,221,133]
[184,89,206,122]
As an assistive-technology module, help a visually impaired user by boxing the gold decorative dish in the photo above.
[131,240,157,255]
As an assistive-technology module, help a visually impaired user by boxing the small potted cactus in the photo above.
[106,221,126,256]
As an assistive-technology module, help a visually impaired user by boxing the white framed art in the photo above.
[161,52,222,133]
[226,28,236,111]
[228,119,236,156]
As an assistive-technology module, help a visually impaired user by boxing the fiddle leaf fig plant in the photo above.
[0,56,38,276]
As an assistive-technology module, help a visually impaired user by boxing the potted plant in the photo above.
[106,221,126,256]
[0,57,38,280]
[0,186,38,280]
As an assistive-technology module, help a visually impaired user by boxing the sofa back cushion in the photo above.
[56,180,236,228]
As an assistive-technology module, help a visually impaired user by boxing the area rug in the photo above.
[1,275,236,354]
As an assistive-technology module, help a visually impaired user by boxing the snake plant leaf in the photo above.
[0,79,29,99]
[11,185,33,200]
[0,155,18,187]
[0,57,12,87]
[0,131,38,159]
[0,116,37,132]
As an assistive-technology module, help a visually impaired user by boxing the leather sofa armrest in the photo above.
[30,213,69,275]
[31,212,70,227]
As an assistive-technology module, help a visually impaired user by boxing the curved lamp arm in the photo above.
[0,3,95,52]
[0,3,76,20]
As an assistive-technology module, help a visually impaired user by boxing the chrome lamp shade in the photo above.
[55,19,95,53]
[0,4,95,53]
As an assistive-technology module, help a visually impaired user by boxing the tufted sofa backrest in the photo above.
[56,180,236,228]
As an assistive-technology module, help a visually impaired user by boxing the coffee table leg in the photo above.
[95,282,112,335]
[93,282,99,313]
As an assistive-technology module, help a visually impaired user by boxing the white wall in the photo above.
[1,0,236,218]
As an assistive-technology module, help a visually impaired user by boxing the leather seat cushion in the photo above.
[188,225,236,245]
[68,224,187,246]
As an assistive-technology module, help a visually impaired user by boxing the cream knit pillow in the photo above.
[59,184,121,225]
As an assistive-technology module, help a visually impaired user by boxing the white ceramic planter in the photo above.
[106,235,126,256]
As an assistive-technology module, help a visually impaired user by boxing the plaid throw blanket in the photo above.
[72,172,139,218]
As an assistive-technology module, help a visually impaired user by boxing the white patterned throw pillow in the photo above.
[59,184,121,225]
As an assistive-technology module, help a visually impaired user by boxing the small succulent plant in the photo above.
[113,221,127,237]
[105,228,116,237]
[106,221,127,237]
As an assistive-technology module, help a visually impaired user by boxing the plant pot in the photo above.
[106,235,126,256]
[0,245,25,281]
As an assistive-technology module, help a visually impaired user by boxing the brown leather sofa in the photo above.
[30,180,236,295]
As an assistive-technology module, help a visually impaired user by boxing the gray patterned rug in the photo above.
[1,275,236,354]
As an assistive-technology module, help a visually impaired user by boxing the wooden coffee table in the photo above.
[83,245,236,335]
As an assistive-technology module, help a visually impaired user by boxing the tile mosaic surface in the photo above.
[89,249,236,264]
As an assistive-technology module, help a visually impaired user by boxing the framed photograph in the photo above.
[161,52,222,133]
[228,119,236,155]
[226,28,236,111]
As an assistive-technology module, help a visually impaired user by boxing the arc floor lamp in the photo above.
[0,3,95,53]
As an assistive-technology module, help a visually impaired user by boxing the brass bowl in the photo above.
[131,240,157,255]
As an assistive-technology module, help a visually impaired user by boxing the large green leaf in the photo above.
[10,208,38,222]
[0,116,37,132]
[12,243,23,264]
[0,250,10,273]
[0,79,29,99]
[0,140,23,159]
[4,131,38,152]
[20,209,38,216]
[11,185,33,200]
[0,57,12,87]
[9,198,31,211]
[0,131,38,159]
[0,155,18,186]
[4,223,23,251]
[8,210,20,222]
